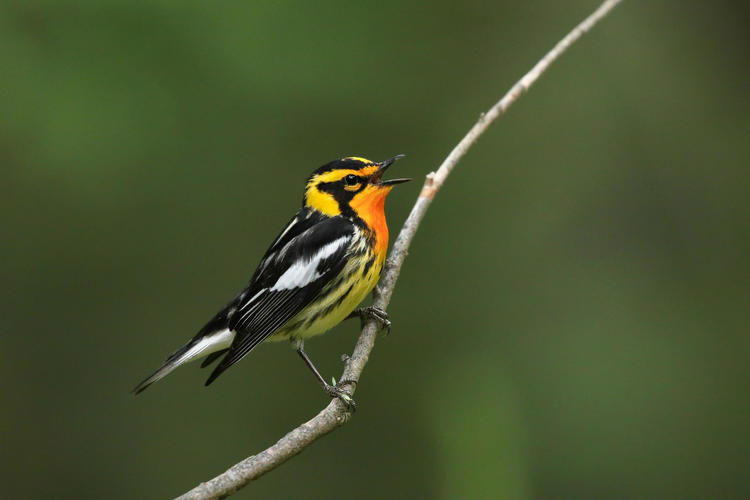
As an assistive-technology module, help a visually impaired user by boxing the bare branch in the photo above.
[177,1,624,498]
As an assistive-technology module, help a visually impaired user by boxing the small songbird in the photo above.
[133,155,409,406]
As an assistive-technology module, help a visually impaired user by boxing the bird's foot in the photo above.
[348,306,391,334]
[324,380,357,410]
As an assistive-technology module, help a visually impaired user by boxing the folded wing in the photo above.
[205,214,354,385]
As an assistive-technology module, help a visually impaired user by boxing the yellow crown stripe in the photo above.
[344,156,374,164]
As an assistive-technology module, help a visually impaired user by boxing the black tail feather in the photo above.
[131,300,237,394]
[200,349,228,368]
[131,342,192,395]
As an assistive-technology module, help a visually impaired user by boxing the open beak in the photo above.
[371,154,410,186]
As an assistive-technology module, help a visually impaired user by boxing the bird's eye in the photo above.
[344,174,359,186]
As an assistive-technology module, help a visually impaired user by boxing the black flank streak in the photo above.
[317,282,356,320]
[362,256,375,277]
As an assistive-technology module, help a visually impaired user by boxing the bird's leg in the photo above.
[346,306,391,334]
[294,340,356,410]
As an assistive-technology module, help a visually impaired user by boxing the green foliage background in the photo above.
[2,1,748,498]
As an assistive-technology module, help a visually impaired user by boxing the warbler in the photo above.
[133,155,409,405]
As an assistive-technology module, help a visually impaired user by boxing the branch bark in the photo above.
[177,1,624,498]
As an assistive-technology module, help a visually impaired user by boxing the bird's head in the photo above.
[304,155,409,219]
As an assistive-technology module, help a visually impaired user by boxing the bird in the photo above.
[132,155,409,406]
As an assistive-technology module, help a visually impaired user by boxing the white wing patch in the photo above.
[271,236,350,291]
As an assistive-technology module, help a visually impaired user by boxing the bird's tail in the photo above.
[131,328,235,395]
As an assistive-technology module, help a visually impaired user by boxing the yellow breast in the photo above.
[269,229,385,342]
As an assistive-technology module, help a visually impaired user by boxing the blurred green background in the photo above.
[2,1,748,498]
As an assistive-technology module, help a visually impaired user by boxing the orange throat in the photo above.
[350,186,391,255]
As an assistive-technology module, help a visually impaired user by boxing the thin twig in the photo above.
[177,1,623,498]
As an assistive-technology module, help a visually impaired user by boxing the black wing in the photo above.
[205,210,354,385]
